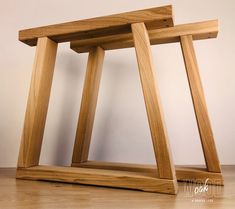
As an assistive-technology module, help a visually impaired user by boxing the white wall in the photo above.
[0,0,235,167]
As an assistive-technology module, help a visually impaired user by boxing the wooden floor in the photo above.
[0,166,234,209]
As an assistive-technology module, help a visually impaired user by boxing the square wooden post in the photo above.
[17,37,57,168]
[131,22,176,180]
[180,35,221,173]
[72,46,105,164]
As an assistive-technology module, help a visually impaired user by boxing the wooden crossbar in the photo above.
[16,165,178,194]
[70,20,218,53]
[19,5,173,46]
[72,161,224,185]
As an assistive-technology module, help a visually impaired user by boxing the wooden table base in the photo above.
[16,162,223,195]
[16,5,223,194]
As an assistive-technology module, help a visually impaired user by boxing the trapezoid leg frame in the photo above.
[69,22,178,194]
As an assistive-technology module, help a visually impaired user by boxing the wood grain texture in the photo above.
[132,22,175,180]
[2,167,234,209]
[71,20,218,53]
[72,161,158,174]
[16,165,178,194]
[72,47,105,163]
[18,37,57,168]
[73,161,223,185]
[180,35,221,173]
[19,5,173,46]
[176,166,223,185]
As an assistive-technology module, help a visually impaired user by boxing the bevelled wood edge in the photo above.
[70,20,218,53]
[16,165,178,194]
[19,5,173,46]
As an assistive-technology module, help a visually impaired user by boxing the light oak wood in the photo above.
[72,47,105,163]
[71,20,218,53]
[16,165,177,194]
[18,37,57,168]
[72,161,159,173]
[176,166,223,185]
[16,6,223,194]
[132,22,175,180]
[19,5,173,46]
[72,161,223,185]
[180,35,221,173]
[1,167,234,209]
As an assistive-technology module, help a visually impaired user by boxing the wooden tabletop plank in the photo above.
[70,20,218,53]
[19,5,173,46]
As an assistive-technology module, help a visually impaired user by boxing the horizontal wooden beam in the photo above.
[72,161,158,173]
[16,165,177,194]
[19,5,173,46]
[72,161,224,185]
[70,20,218,53]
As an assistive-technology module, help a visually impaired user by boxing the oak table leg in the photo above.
[180,35,221,173]
[132,22,175,180]
[72,46,105,164]
[17,37,58,168]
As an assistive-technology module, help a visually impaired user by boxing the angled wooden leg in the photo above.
[180,35,221,173]
[17,37,58,168]
[72,46,105,164]
[131,23,175,180]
